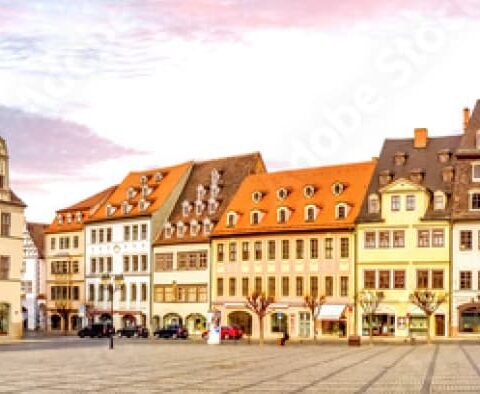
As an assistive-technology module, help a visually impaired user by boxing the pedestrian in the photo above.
[280,331,289,346]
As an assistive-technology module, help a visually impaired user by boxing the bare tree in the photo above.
[409,290,446,345]
[245,292,274,346]
[357,291,384,345]
[304,295,326,341]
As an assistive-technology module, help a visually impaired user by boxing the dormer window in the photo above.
[252,191,263,203]
[211,168,221,185]
[434,191,446,211]
[277,188,289,201]
[197,184,206,201]
[154,172,163,183]
[210,184,221,198]
[121,201,132,215]
[164,223,173,239]
[379,170,393,186]
[208,198,218,214]
[304,185,315,198]
[277,207,290,224]
[127,187,137,200]
[190,220,200,236]
[336,203,348,219]
[57,214,63,225]
[368,194,380,214]
[438,149,451,164]
[442,166,455,183]
[182,201,191,217]
[177,222,185,238]
[332,182,345,196]
[409,168,425,184]
[226,212,238,228]
[66,213,73,224]
[75,212,82,223]
[195,201,205,216]
[250,210,262,225]
[106,204,116,216]
[140,175,148,186]
[139,199,150,211]
[394,152,407,166]
[304,205,317,222]
[203,219,213,235]
[141,185,152,198]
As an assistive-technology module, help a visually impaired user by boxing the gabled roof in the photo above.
[45,185,117,234]
[154,152,265,246]
[357,133,462,223]
[27,222,48,258]
[87,162,192,224]
[457,100,480,155]
[212,161,376,237]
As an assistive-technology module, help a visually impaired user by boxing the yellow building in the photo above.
[0,137,26,339]
[45,186,115,332]
[211,162,375,340]
[356,129,460,338]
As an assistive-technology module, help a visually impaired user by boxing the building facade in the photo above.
[85,162,192,330]
[356,129,460,338]
[22,223,48,331]
[452,101,480,336]
[0,137,26,339]
[211,161,375,340]
[45,186,115,332]
[152,153,265,335]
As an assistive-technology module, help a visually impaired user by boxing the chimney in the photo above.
[414,128,428,149]
[464,107,471,132]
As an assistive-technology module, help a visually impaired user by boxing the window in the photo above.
[217,278,224,297]
[106,257,112,273]
[0,256,10,280]
[340,238,349,258]
[73,236,79,249]
[296,240,304,259]
[229,242,237,262]
[227,213,237,227]
[132,225,138,240]
[472,192,480,210]
[281,240,289,260]
[432,270,444,289]
[268,277,275,297]
[336,204,347,219]
[296,276,304,297]
[229,278,236,296]
[393,231,405,248]
[99,229,104,243]
[268,241,276,260]
[310,277,318,298]
[460,231,473,251]
[123,256,130,272]
[141,255,148,271]
[155,253,173,271]
[406,195,416,211]
[242,278,249,297]
[432,230,445,248]
[364,270,375,289]
[98,285,104,302]
[0,213,10,236]
[368,194,380,214]
[254,241,262,260]
[394,271,406,289]
[340,276,349,297]
[278,208,288,224]
[91,258,97,273]
[251,211,260,225]
[89,284,95,302]
[460,271,472,290]
[131,284,137,301]
[255,277,262,293]
[271,313,288,333]
[282,277,289,296]
[365,232,376,248]
[379,231,390,248]
[242,242,250,261]
[123,226,130,241]
[325,276,333,296]
[391,196,401,211]
[141,224,147,240]
[305,206,316,222]
[141,283,147,301]
[418,230,430,248]
[379,270,390,289]
[324,238,333,259]
[277,187,288,200]
[120,285,126,302]
[310,239,319,259]
[106,228,112,243]
[98,257,104,273]
[434,193,445,210]
[217,243,224,262]
[177,251,208,270]
[304,185,315,198]
[132,256,139,271]
[332,182,344,196]
[417,270,429,289]
[182,201,190,217]
[472,164,480,182]
[252,191,263,203]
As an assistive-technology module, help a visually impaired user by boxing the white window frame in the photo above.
[472,162,480,182]
[304,205,318,222]
[335,203,349,220]
[226,212,238,227]
[368,194,380,214]
[433,191,446,211]
[406,195,416,211]
[469,190,480,211]
[277,207,290,224]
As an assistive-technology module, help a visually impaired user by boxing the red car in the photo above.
[202,325,243,340]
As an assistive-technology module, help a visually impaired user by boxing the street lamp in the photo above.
[101,274,124,350]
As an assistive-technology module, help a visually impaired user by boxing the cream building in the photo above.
[0,137,26,339]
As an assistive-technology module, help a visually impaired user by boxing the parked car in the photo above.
[202,326,243,340]
[117,326,149,338]
[154,325,188,339]
[78,323,114,338]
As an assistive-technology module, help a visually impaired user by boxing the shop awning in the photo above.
[317,304,346,321]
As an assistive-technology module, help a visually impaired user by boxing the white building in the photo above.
[84,162,192,330]
[22,223,48,331]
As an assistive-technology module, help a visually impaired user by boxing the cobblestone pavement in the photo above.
[1,339,480,393]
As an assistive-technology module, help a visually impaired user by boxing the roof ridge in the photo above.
[192,151,262,165]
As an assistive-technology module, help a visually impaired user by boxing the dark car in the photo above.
[78,323,114,338]
[202,325,243,340]
[154,325,188,339]
[117,326,149,338]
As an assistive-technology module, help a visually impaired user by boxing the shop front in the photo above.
[458,304,480,334]
[318,305,347,337]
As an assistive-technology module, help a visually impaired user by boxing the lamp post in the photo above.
[101,274,124,350]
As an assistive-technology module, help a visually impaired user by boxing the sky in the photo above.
[1,0,480,223]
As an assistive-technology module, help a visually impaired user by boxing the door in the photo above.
[435,314,445,336]
[298,312,311,338]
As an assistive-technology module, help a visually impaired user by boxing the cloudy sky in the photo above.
[1,0,480,222]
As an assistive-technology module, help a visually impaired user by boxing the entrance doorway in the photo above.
[228,311,252,336]
[435,315,445,336]
[298,312,310,337]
